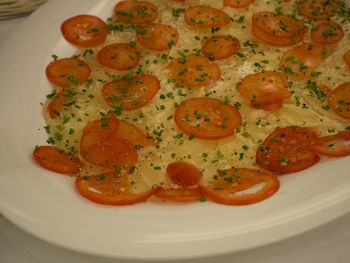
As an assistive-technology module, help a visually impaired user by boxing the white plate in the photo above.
[0,0,350,260]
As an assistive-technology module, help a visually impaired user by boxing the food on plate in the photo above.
[256,126,320,173]
[280,43,327,79]
[202,35,241,60]
[45,58,91,88]
[136,23,179,51]
[310,21,344,45]
[35,0,350,206]
[238,71,291,111]
[61,15,110,48]
[251,11,307,46]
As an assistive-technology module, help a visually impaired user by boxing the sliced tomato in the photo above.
[46,58,91,88]
[252,12,307,46]
[80,114,119,154]
[238,71,291,111]
[154,187,202,202]
[328,82,350,119]
[311,21,344,44]
[202,35,240,60]
[309,131,350,157]
[33,146,81,175]
[199,168,280,205]
[223,0,255,8]
[167,54,220,89]
[344,50,350,70]
[280,43,327,80]
[174,98,242,140]
[256,126,320,174]
[76,172,158,205]
[82,136,138,170]
[167,162,201,187]
[297,0,338,20]
[136,23,179,51]
[61,15,109,48]
[114,1,158,25]
[184,6,230,28]
[115,120,156,148]
[47,91,69,119]
[102,74,160,110]
[97,43,140,71]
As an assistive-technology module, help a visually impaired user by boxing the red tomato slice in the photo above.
[167,54,221,89]
[311,21,344,44]
[76,172,158,205]
[102,74,160,110]
[252,12,307,46]
[47,91,69,119]
[33,146,81,175]
[202,35,241,60]
[114,1,158,25]
[115,120,156,148]
[80,115,119,154]
[223,0,255,8]
[280,43,327,80]
[297,0,338,20]
[256,126,320,174]
[344,50,350,70]
[174,98,242,140]
[61,15,109,48]
[82,136,138,170]
[97,43,140,71]
[328,82,350,119]
[154,187,202,202]
[46,58,91,88]
[309,131,350,157]
[166,162,201,187]
[184,6,230,28]
[136,23,179,51]
[238,71,291,111]
[199,168,280,205]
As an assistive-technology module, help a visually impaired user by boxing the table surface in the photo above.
[0,11,350,263]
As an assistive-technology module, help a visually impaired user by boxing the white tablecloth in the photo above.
[0,12,349,263]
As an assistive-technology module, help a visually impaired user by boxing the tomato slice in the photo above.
[280,43,327,80]
[199,168,280,205]
[47,91,69,119]
[114,1,158,25]
[174,98,242,140]
[82,136,138,170]
[311,21,344,44]
[297,0,338,20]
[154,187,202,202]
[102,74,160,110]
[223,0,254,8]
[184,6,230,28]
[238,71,291,111]
[33,146,81,175]
[167,54,221,89]
[252,12,307,46]
[76,172,158,205]
[256,126,320,174]
[309,131,350,157]
[46,58,91,88]
[136,23,179,51]
[344,50,350,70]
[61,15,109,48]
[80,115,119,154]
[328,82,350,119]
[97,43,140,71]
[166,162,201,187]
[202,35,241,60]
[115,120,156,148]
